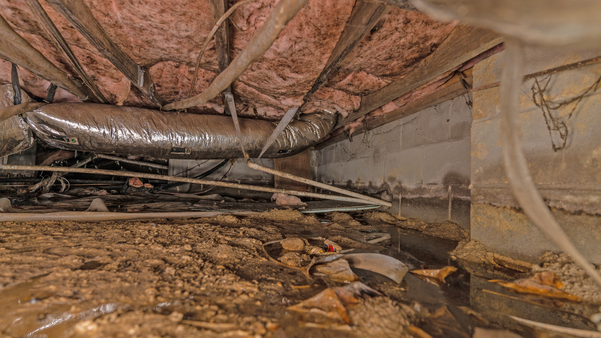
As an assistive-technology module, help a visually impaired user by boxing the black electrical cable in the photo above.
[157,158,232,191]
[11,63,21,105]
[46,83,57,103]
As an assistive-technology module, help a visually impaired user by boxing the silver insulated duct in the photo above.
[0,85,34,157]
[24,103,337,159]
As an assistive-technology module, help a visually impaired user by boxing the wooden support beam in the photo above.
[315,71,472,149]
[0,102,46,124]
[274,150,312,192]
[0,14,88,100]
[45,0,165,106]
[302,1,389,104]
[26,0,107,103]
[339,25,502,128]
[209,0,232,114]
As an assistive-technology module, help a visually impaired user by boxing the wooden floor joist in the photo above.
[0,14,88,100]
[209,0,233,115]
[46,0,165,106]
[338,25,502,129]
[315,71,473,150]
[163,0,308,111]
[301,1,390,105]
[26,0,107,103]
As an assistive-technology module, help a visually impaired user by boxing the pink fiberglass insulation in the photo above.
[0,60,79,102]
[326,8,456,96]
[0,0,455,123]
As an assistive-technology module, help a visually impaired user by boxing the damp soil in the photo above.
[1,207,600,338]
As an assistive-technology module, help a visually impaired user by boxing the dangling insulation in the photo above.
[24,103,337,159]
[0,84,34,157]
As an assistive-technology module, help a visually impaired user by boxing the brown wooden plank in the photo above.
[302,1,389,104]
[209,0,232,114]
[273,150,312,192]
[26,0,106,103]
[315,72,472,149]
[46,0,165,106]
[339,25,502,128]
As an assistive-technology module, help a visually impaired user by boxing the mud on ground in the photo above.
[0,209,419,338]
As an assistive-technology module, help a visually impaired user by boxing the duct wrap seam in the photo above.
[0,84,34,157]
[24,103,337,159]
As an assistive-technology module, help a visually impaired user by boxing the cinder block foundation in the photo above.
[471,47,601,264]
[314,95,472,230]
[314,46,601,266]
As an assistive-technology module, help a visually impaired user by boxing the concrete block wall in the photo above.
[313,95,472,229]
[471,47,601,264]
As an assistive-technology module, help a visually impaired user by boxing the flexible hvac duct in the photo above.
[24,103,337,159]
[0,84,35,157]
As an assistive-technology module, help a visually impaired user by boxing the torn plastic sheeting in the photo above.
[0,84,34,157]
[343,253,409,284]
[24,103,337,159]
[309,253,409,284]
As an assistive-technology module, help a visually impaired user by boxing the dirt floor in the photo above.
[0,210,418,338]
[1,207,601,338]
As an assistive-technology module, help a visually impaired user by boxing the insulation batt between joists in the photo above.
[0,0,455,118]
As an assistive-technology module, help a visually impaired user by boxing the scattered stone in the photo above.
[327,212,362,227]
[280,237,306,251]
[0,209,472,336]
[363,211,406,225]
[278,252,306,267]
[169,311,184,322]
[349,297,416,338]
[533,252,601,304]
[451,240,532,273]
[327,222,345,230]
[421,221,468,241]
[313,259,359,283]
[399,218,468,241]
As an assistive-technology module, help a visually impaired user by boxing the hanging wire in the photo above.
[530,74,601,151]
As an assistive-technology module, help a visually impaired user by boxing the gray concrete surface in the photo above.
[313,95,473,229]
[471,46,601,264]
